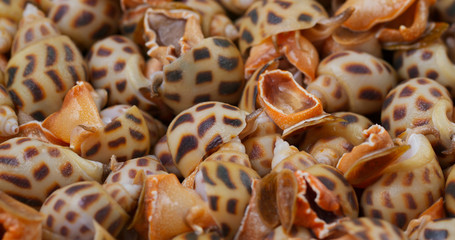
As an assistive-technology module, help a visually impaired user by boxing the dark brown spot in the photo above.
[226,198,238,214]
[24,28,34,43]
[241,30,254,44]
[347,191,358,211]
[46,215,54,227]
[198,116,216,137]
[358,87,382,101]
[193,94,210,104]
[430,87,443,97]
[66,211,78,223]
[424,229,448,239]
[374,61,383,73]
[123,46,134,53]
[223,116,243,127]
[0,143,11,150]
[111,173,120,182]
[74,10,95,27]
[52,5,69,23]
[107,217,124,234]
[324,52,349,64]
[383,172,397,186]
[175,135,198,164]
[206,134,223,153]
[209,195,219,211]
[193,47,211,61]
[65,183,92,196]
[94,205,112,223]
[79,193,100,209]
[393,54,403,70]
[23,55,36,77]
[406,49,417,56]
[46,45,57,66]
[407,65,419,78]
[298,13,313,22]
[60,162,73,177]
[115,79,127,92]
[417,78,429,84]
[217,164,235,189]
[196,103,215,111]
[16,138,31,144]
[201,166,216,185]
[221,223,231,237]
[6,67,17,87]
[126,113,141,124]
[333,85,343,99]
[114,60,125,72]
[421,51,433,60]
[91,23,112,40]
[316,176,335,190]
[196,71,212,84]
[97,47,112,56]
[164,93,181,101]
[23,79,44,102]
[33,163,49,181]
[129,128,145,141]
[219,81,242,95]
[340,114,358,126]
[218,56,239,71]
[404,193,417,209]
[345,63,372,74]
[394,212,407,229]
[403,172,414,186]
[246,8,258,24]
[53,199,65,213]
[108,137,126,148]
[0,156,18,166]
[85,142,101,157]
[416,96,433,111]
[67,65,80,83]
[60,226,69,236]
[399,85,415,97]
[423,167,431,183]
[267,11,283,24]
[171,113,194,131]
[64,44,74,62]
[413,118,429,127]
[393,106,406,121]
[0,174,31,188]
[165,70,183,82]
[80,225,90,233]
[45,70,65,92]
[104,120,121,132]
[371,209,382,218]
[91,68,107,80]
[426,70,439,79]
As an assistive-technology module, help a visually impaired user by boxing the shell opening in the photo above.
[303,178,339,224]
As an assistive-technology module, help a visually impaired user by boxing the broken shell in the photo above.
[330,217,407,240]
[0,137,104,207]
[151,37,244,114]
[40,181,129,239]
[78,105,151,163]
[257,69,325,130]
[194,160,259,239]
[88,35,164,114]
[133,173,218,240]
[307,50,397,114]
[46,0,121,50]
[0,191,43,240]
[300,112,373,166]
[361,133,444,229]
[5,5,87,120]
[166,101,247,177]
[393,41,455,96]
[237,0,328,54]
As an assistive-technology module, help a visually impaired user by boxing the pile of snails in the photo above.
[3,0,455,239]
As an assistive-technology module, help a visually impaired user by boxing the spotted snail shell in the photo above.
[361,134,444,229]
[394,41,455,96]
[45,0,121,50]
[5,4,87,120]
[330,217,407,239]
[0,137,104,207]
[152,37,244,114]
[307,50,397,114]
[40,181,129,239]
[0,0,26,54]
[166,101,247,177]
[0,84,18,137]
[87,35,159,112]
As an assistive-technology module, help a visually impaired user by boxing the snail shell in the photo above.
[0,0,26,53]
[5,5,87,120]
[393,41,455,96]
[330,217,407,239]
[46,0,121,50]
[361,134,444,229]
[0,84,18,137]
[0,137,104,207]
[166,101,247,177]
[307,50,397,114]
[40,181,129,239]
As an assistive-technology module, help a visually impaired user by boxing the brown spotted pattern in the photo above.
[445,166,455,217]
[88,36,160,112]
[381,78,451,138]
[0,137,104,207]
[237,0,328,53]
[166,101,247,177]
[160,37,244,114]
[47,0,120,50]
[308,51,397,115]
[154,135,181,177]
[331,217,406,239]
[6,35,87,120]
[194,160,259,239]
[40,181,129,239]
[407,218,455,240]
[80,106,151,164]
[361,134,444,229]
[394,42,455,96]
